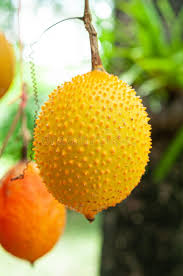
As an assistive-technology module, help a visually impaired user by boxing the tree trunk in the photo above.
[100,1,183,276]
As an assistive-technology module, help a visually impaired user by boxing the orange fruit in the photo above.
[0,31,15,99]
[0,161,66,263]
[34,70,151,221]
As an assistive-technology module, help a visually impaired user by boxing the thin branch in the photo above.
[83,0,103,70]
[31,17,83,49]
[18,1,30,161]
[30,1,103,71]
[21,84,31,160]
[84,0,90,12]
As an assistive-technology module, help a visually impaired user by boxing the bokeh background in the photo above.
[1,0,183,275]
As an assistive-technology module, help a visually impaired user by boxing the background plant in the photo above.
[99,0,183,181]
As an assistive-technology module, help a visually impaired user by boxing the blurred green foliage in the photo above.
[0,0,14,10]
[0,0,15,30]
[99,0,183,181]
[101,0,183,95]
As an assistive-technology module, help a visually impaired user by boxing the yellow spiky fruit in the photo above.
[0,32,15,99]
[34,70,151,221]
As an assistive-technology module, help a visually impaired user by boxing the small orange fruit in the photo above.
[34,70,151,221]
[0,31,15,99]
[0,161,66,263]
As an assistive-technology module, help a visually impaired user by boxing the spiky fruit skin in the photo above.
[34,70,151,220]
[0,32,15,99]
[0,161,66,263]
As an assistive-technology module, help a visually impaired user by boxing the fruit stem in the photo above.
[83,0,104,71]
[18,1,30,161]
[21,84,31,161]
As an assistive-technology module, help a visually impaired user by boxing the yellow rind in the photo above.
[34,70,152,219]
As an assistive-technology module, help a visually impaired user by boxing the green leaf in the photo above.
[157,0,175,24]
[171,7,183,49]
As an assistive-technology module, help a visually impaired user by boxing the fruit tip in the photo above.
[85,214,95,223]
[30,261,35,267]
